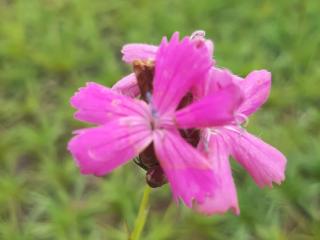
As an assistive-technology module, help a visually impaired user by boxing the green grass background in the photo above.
[1,0,320,239]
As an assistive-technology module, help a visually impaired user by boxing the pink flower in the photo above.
[111,31,287,215]
[195,67,287,215]
[68,33,243,208]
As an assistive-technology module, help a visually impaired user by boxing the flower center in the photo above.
[132,59,200,188]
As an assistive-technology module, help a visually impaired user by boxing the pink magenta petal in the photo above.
[204,39,214,57]
[175,84,244,129]
[153,129,216,208]
[70,82,150,124]
[193,67,235,99]
[223,127,287,188]
[68,117,153,176]
[187,30,214,57]
[237,70,271,117]
[121,44,158,63]
[152,32,212,115]
[112,73,140,98]
[207,67,235,93]
[196,131,239,215]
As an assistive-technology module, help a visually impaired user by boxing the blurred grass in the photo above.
[1,0,320,239]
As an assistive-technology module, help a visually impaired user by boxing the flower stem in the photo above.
[129,185,151,240]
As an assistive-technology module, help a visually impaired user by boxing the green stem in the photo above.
[129,185,151,240]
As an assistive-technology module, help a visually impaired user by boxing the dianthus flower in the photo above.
[112,31,287,215]
[195,67,287,215]
[68,33,243,208]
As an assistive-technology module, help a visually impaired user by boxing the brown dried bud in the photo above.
[132,60,155,102]
[146,165,167,188]
[139,143,158,169]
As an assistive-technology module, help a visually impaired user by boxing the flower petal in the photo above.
[223,127,286,188]
[68,117,153,176]
[153,130,216,208]
[237,70,271,116]
[112,73,140,98]
[190,33,214,58]
[204,39,214,57]
[152,32,212,115]
[207,67,235,93]
[70,82,150,124]
[195,131,239,215]
[121,44,158,63]
[175,84,243,129]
